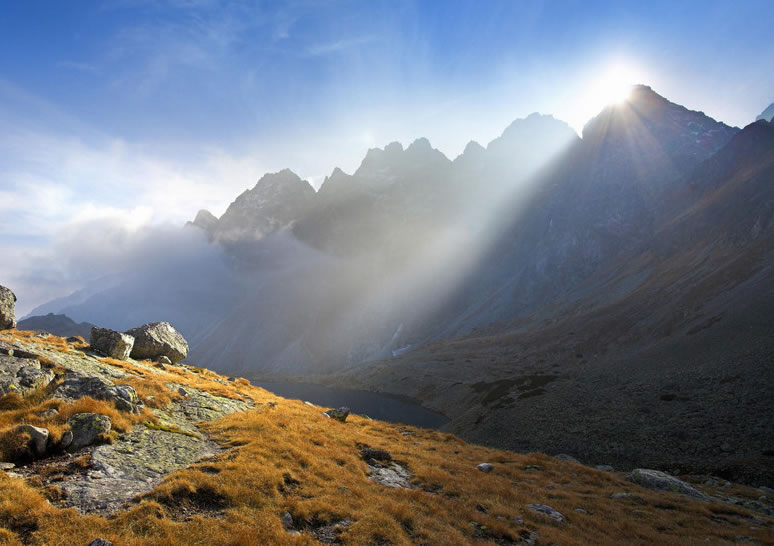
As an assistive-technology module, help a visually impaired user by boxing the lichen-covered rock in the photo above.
[627,468,707,499]
[55,375,139,413]
[67,413,112,451]
[90,327,134,360]
[0,355,55,397]
[126,322,188,363]
[15,424,49,456]
[0,285,16,330]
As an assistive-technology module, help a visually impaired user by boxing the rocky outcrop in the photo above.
[0,285,16,330]
[90,327,134,360]
[55,375,140,413]
[126,322,188,363]
[66,413,111,451]
[0,355,55,397]
[627,468,706,499]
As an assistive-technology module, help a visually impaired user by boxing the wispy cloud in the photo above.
[306,35,378,57]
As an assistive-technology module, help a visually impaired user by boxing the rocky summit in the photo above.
[0,324,773,544]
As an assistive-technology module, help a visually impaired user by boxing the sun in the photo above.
[594,64,638,105]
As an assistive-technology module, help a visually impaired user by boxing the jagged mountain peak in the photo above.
[757,102,774,122]
[191,209,218,230]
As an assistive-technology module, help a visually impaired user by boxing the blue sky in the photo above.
[1,0,773,313]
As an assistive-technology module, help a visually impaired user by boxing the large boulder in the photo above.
[627,468,706,499]
[55,375,140,413]
[67,413,111,451]
[125,322,188,363]
[90,327,134,360]
[0,355,55,397]
[0,285,16,330]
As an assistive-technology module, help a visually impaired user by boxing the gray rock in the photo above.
[126,322,188,363]
[37,408,59,419]
[0,285,16,330]
[610,492,631,499]
[596,464,615,472]
[627,468,706,499]
[281,511,294,530]
[88,539,114,546]
[574,508,587,514]
[325,406,350,422]
[89,327,134,360]
[55,375,140,413]
[67,413,112,451]
[60,430,73,449]
[477,463,494,473]
[157,355,172,366]
[526,503,565,523]
[0,355,55,397]
[368,461,413,488]
[0,462,15,471]
[15,424,49,456]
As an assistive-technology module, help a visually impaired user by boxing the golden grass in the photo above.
[1,330,772,544]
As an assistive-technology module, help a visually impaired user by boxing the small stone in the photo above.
[157,356,172,366]
[526,504,565,523]
[477,463,493,473]
[595,464,615,472]
[178,387,187,397]
[267,401,277,407]
[281,511,294,530]
[574,508,587,514]
[36,408,59,419]
[60,430,73,449]
[88,540,114,546]
[15,424,49,456]
[611,492,631,499]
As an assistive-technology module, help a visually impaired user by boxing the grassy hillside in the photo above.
[1,329,772,545]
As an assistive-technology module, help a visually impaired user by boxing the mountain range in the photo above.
[29,86,774,483]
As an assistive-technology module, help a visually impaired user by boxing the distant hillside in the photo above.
[17,313,94,339]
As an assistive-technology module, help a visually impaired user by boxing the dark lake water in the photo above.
[253,381,450,429]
